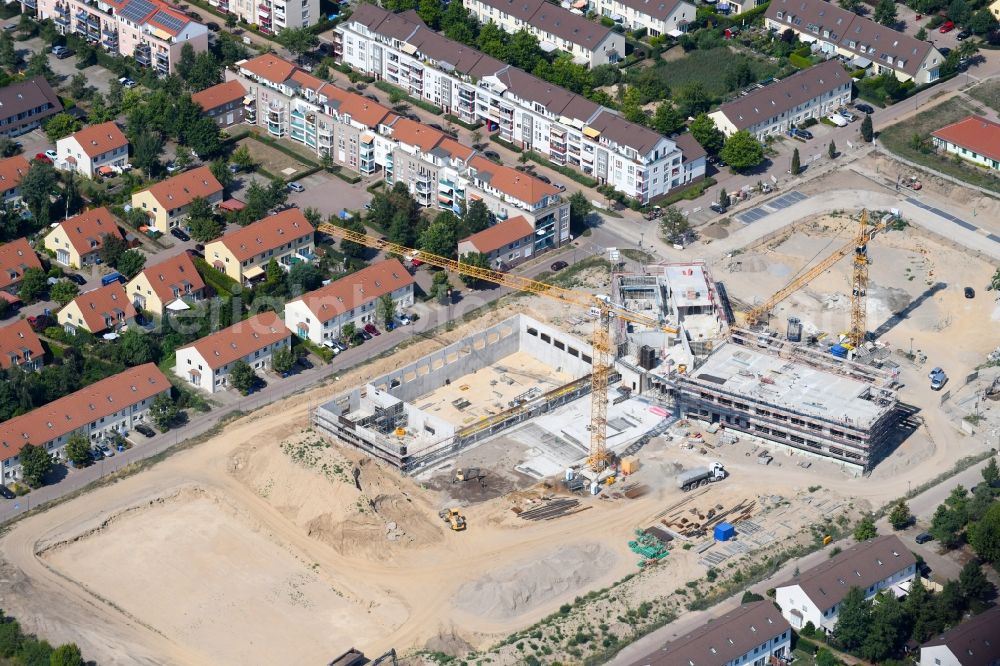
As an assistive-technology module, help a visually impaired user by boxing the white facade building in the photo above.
[55,122,129,178]
[593,0,695,38]
[919,607,1000,666]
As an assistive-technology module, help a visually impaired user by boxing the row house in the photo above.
[0,320,44,371]
[0,77,62,138]
[203,208,315,284]
[55,121,130,178]
[765,0,942,84]
[44,207,124,268]
[919,606,1000,666]
[58,282,138,335]
[0,364,170,481]
[31,0,209,76]
[131,165,224,235]
[174,312,291,393]
[709,60,852,141]
[0,237,43,296]
[931,115,1000,173]
[463,0,624,67]
[0,155,31,203]
[192,79,248,128]
[334,4,706,204]
[124,251,206,315]
[283,258,415,345]
[592,0,695,38]
[457,215,537,270]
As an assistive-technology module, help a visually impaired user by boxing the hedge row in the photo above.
[373,81,444,116]
[489,135,523,153]
[523,151,599,188]
[249,132,320,168]
[443,114,483,131]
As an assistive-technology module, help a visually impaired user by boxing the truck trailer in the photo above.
[677,462,727,492]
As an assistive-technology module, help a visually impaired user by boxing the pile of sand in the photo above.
[452,543,616,620]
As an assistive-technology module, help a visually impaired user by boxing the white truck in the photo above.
[677,462,727,492]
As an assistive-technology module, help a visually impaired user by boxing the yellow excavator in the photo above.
[439,508,467,531]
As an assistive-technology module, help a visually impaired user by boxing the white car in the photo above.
[322,340,341,355]
[44,149,57,161]
[827,114,848,127]
[118,77,137,89]
[397,313,412,326]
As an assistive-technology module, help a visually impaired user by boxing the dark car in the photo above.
[536,174,552,184]
[793,128,813,140]
[915,532,933,544]
[360,329,372,340]
[365,94,379,103]
[483,150,501,161]
[0,485,15,500]
[853,102,874,114]
[428,123,444,131]
[134,424,156,438]
[185,9,201,18]
[939,47,952,56]
[55,48,75,59]
[65,272,87,286]
[956,30,971,40]
[964,287,975,298]
[364,323,380,336]
[170,227,191,242]
[27,314,53,331]
[550,260,568,271]
[207,21,220,31]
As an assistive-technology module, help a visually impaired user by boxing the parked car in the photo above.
[365,94,379,103]
[65,272,87,286]
[915,532,933,544]
[185,9,201,18]
[206,21,220,31]
[55,48,74,59]
[827,114,848,127]
[134,423,156,438]
[853,102,874,114]
[956,29,971,40]
[364,323,380,336]
[929,367,947,390]
[536,174,552,184]
[360,329,372,340]
[483,150,501,161]
[939,20,955,32]
[334,340,349,351]
[0,485,14,499]
[165,161,180,173]
[397,313,412,326]
[287,181,305,193]
[51,45,68,55]
[964,286,975,298]
[27,314,52,332]
[322,340,342,355]
[228,163,241,174]
[710,202,727,214]
[170,227,191,242]
[118,77,137,88]
[791,128,813,140]
[839,109,856,122]
[550,260,569,271]
[34,152,52,164]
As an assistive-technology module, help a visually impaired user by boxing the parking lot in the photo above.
[231,169,373,220]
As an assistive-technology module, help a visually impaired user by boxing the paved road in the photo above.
[608,453,999,666]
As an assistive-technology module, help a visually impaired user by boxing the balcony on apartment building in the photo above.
[21,0,36,9]
[54,4,70,26]
[266,103,286,137]
[154,50,169,75]
[134,43,151,66]
[102,27,118,49]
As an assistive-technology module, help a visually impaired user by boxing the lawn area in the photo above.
[967,80,1000,115]
[879,96,1000,195]
[236,136,316,179]
[627,47,781,99]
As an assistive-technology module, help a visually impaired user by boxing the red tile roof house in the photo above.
[931,115,1000,172]
[43,207,125,268]
[55,122,130,179]
[124,251,206,315]
[57,283,138,335]
[0,155,31,203]
[0,319,44,371]
[282,258,415,346]
[174,312,292,393]
[457,216,537,270]
[192,80,248,128]
[0,237,43,296]
[0,364,170,483]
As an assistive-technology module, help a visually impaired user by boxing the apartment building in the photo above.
[203,208,315,283]
[229,54,395,171]
[55,121,130,178]
[125,251,206,315]
[30,0,209,76]
[593,0,695,38]
[463,0,624,66]
[776,535,916,634]
[334,4,706,203]
[131,165,224,234]
[174,311,291,393]
[709,60,852,140]
[0,155,31,202]
[192,79,248,128]
[457,215,536,269]
[0,319,44,371]
[283,258,415,345]
[58,282,138,335]
[44,207,124,267]
[0,237,43,296]
[765,0,942,83]
[632,601,791,666]
[0,77,61,138]
[0,363,170,481]
[213,0,319,33]
[919,607,1000,666]
[931,115,1000,172]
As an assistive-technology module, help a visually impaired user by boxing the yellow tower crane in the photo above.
[317,223,677,471]
[742,210,886,345]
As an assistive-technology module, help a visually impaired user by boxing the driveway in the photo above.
[286,171,372,217]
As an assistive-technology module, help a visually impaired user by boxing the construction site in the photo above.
[0,191,997,666]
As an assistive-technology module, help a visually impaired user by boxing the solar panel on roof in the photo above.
[120,0,155,23]
[151,10,186,32]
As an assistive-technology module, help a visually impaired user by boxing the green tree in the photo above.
[969,7,999,34]
[276,27,319,63]
[116,249,145,278]
[231,145,254,170]
[271,346,295,374]
[861,113,874,142]
[430,269,452,302]
[184,116,223,158]
[107,78,124,111]
[815,648,842,666]
[229,359,256,394]
[18,268,47,303]
[854,514,878,541]
[838,0,861,10]
[676,82,711,116]
[116,329,155,365]
[0,30,16,71]
[653,102,685,136]
[49,280,79,306]
[21,160,58,227]
[828,140,837,159]
[720,130,765,172]
[64,433,91,467]
[25,50,55,82]
[659,207,690,244]
[904,577,936,642]
[225,12,237,29]
[262,258,288,298]
[377,293,396,328]
[874,0,897,25]
[44,113,82,143]
[947,0,971,25]
[418,211,462,258]
[68,73,91,101]
[176,43,197,83]
[568,190,592,234]
[718,188,728,209]
[958,560,993,606]
[982,457,999,485]
[132,131,164,178]
[861,591,906,661]
[458,251,490,287]
[622,86,646,124]
[832,586,871,651]
[507,30,541,71]
[341,321,357,343]
[970,501,1000,564]
[916,26,928,41]
[99,233,127,267]
[149,393,179,431]
[889,500,912,530]
[49,643,85,666]
[689,114,725,155]
[790,147,801,175]
[462,199,492,235]
[86,95,115,124]
[935,579,965,625]
[19,443,52,487]
[724,60,755,91]
[741,590,764,603]
[0,137,18,158]
[417,0,444,28]
[209,159,234,191]
[930,501,968,548]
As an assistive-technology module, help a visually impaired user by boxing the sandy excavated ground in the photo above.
[0,220,996,665]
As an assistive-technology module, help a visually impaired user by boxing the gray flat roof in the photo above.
[690,343,889,427]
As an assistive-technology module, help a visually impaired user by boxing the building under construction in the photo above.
[672,330,900,470]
